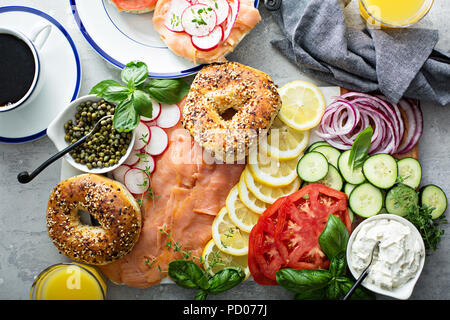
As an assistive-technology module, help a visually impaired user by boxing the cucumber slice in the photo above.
[303,164,343,191]
[421,185,447,219]
[397,157,422,190]
[338,150,366,185]
[362,154,398,189]
[385,184,419,216]
[307,141,330,152]
[348,208,354,223]
[297,152,329,182]
[313,146,341,168]
[349,183,384,218]
[344,183,357,198]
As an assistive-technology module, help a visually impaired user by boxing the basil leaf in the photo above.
[168,260,210,291]
[132,90,153,118]
[121,61,149,87]
[207,267,245,294]
[113,99,139,132]
[294,288,327,300]
[276,268,332,294]
[318,214,349,261]
[334,277,375,300]
[329,252,347,277]
[90,80,130,102]
[348,126,373,170]
[145,79,190,104]
[194,289,208,300]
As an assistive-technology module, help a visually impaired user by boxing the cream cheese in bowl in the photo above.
[347,214,425,299]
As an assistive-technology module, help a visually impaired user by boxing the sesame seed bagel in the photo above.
[182,62,282,163]
[46,174,142,265]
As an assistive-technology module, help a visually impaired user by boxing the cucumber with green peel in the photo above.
[303,164,343,191]
[385,184,419,216]
[296,151,329,183]
[313,145,341,168]
[348,207,354,223]
[397,157,422,190]
[344,183,357,198]
[349,182,384,218]
[338,150,366,185]
[307,141,330,153]
[362,153,398,189]
[420,185,447,219]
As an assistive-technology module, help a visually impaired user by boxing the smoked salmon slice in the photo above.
[99,102,245,288]
[109,0,159,13]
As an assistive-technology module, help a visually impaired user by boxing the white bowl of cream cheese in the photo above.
[346,214,425,300]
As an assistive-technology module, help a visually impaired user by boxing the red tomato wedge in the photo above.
[248,184,351,285]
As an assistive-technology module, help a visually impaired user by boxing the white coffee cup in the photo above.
[0,23,52,113]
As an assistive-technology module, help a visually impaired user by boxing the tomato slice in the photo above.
[248,184,351,285]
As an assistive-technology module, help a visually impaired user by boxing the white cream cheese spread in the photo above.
[350,218,424,290]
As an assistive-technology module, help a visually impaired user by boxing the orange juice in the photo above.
[30,263,106,300]
[359,0,434,27]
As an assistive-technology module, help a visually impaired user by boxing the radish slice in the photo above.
[124,168,149,195]
[181,4,217,37]
[156,104,181,128]
[140,100,161,122]
[191,25,223,51]
[198,0,230,25]
[222,0,239,41]
[165,0,191,32]
[133,122,151,150]
[124,150,141,166]
[112,165,130,184]
[133,153,155,174]
[145,126,169,156]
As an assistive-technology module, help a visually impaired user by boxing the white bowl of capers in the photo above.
[47,94,135,174]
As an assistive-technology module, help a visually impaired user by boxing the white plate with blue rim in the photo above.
[70,0,259,79]
[0,6,81,144]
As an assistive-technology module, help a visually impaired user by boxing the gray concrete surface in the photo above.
[0,0,449,300]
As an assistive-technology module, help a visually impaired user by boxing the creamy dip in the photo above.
[350,218,424,290]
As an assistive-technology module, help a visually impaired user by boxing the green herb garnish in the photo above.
[348,126,373,170]
[90,61,189,132]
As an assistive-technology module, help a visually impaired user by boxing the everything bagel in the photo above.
[182,62,282,163]
[46,174,141,265]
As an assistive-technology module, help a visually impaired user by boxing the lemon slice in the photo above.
[212,207,249,256]
[226,186,260,233]
[202,239,250,279]
[243,167,301,204]
[237,174,271,214]
[260,117,310,160]
[248,147,301,187]
[278,81,326,131]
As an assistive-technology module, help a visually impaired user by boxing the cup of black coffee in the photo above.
[0,24,52,112]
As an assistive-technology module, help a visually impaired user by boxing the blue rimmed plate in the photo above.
[0,6,81,144]
[70,0,259,79]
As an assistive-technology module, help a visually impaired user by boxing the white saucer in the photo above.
[70,0,259,78]
[0,6,81,144]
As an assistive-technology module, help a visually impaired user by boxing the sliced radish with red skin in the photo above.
[133,153,155,174]
[124,168,150,195]
[133,122,151,150]
[124,150,141,166]
[165,0,191,32]
[192,25,223,51]
[156,103,181,128]
[112,165,131,184]
[145,126,169,156]
[181,4,217,37]
[198,0,230,25]
[223,0,239,42]
[140,100,161,122]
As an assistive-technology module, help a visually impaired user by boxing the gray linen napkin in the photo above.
[270,0,450,106]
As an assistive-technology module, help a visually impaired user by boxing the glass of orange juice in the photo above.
[359,0,434,28]
[30,263,107,300]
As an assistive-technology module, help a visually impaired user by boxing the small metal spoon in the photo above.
[17,115,113,184]
[342,241,380,300]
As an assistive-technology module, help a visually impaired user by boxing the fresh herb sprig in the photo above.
[275,214,375,300]
[348,126,373,170]
[90,61,189,132]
